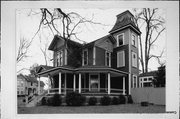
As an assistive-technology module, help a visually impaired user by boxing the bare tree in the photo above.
[133,8,165,73]
[16,37,32,63]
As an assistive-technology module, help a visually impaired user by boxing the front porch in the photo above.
[37,66,129,96]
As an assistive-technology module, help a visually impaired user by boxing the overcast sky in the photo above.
[16,8,166,77]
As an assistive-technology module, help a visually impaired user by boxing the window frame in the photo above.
[105,50,111,67]
[117,50,125,67]
[57,50,63,66]
[82,49,88,66]
[116,33,124,47]
[132,52,137,68]
[131,33,137,47]
[132,75,137,88]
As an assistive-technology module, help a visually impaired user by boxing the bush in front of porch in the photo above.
[88,97,97,106]
[65,92,86,106]
[100,96,111,106]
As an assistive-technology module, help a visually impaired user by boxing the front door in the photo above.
[90,74,99,92]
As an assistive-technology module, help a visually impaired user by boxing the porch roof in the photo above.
[37,66,75,77]
[76,66,128,77]
[37,65,128,77]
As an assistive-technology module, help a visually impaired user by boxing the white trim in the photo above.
[73,74,76,91]
[64,48,67,65]
[116,33,124,47]
[59,72,61,94]
[79,73,81,93]
[93,47,96,65]
[123,77,125,95]
[48,75,50,94]
[108,73,111,94]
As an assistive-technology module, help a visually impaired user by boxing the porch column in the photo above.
[38,76,40,95]
[128,74,131,95]
[108,73,111,95]
[123,76,125,95]
[65,73,67,94]
[48,75,50,94]
[79,73,81,93]
[59,72,62,94]
[73,74,76,92]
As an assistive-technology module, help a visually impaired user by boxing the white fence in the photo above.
[131,87,165,105]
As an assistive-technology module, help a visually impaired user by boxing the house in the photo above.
[37,10,141,96]
[138,71,157,88]
[17,74,45,96]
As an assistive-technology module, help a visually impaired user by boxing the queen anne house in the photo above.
[37,10,141,96]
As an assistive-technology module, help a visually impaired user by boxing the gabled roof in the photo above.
[83,35,116,48]
[17,74,38,83]
[37,65,54,74]
[139,71,157,77]
[109,10,141,35]
[48,35,82,51]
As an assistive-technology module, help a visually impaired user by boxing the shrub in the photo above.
[51,94,62,106]
[119,95,126,104]
[100,95,111,106]
[88,97,97,106]
[41,97,47,105]
[127,95,133,104]
[65,92,86,106]
[111,97,119,105]
[47,97,53,106]
[141,101,148,106]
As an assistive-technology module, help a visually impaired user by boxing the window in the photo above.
[117,33,124,47]
[83,49,88,66]
[148,78,152,81]
[132,52,137,67]
[144,78,147,81]
[132,75,137,88]
[57,50,63,66]
[117,51,125,67]
[105,51,111,67]
[131,34,137,47]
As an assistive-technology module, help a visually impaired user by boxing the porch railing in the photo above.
[48,88,125,95]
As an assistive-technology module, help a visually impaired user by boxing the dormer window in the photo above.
[117,33,124,47]
[105,51,111,67]
[82,49,88,66]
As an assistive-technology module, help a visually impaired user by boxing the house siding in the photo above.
[96,47,105,66]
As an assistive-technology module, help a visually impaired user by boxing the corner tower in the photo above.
[109,10,141,95]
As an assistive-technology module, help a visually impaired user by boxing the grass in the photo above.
[18,104,165,114]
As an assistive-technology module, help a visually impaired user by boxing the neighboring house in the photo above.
[37,10,141,96]
[138,71,157,88]
[17,74,45,96]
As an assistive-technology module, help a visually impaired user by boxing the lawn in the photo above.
[18,104,165,114]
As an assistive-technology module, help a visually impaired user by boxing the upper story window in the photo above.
[117,50,125,67]
[105,51,111,67]
[56,50,63,66]
[131,33,137,47]
[132,52,137,68]
[82,49,88,66]
[117,33,124,47]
